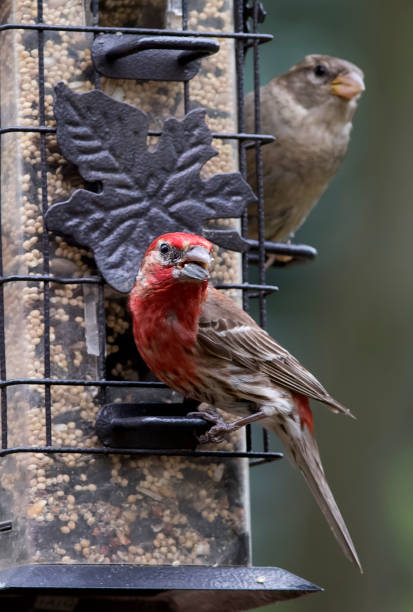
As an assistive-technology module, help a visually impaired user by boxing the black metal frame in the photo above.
[0,1,315,463]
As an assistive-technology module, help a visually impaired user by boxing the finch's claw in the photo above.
[186,409,222,424]
[197,423,233,444]
[186,410,232,444]
[198,431,225,444]
[265,253,294,269]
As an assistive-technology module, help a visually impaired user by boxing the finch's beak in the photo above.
[330,71,365,100]
[178,245,212,282]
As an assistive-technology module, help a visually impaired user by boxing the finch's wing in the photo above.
[198,287,351,416]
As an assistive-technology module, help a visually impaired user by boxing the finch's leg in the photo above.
[265,253,281,269]
[265,237,294,269]
[189,409,267,444]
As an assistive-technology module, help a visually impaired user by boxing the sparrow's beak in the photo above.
[178,245,212,282]
[330,71,365,100]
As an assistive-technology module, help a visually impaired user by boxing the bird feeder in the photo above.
[0,0,319,610]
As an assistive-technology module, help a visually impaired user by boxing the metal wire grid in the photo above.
[0,0,281,464]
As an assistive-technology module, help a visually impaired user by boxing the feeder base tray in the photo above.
[0,564,321,611]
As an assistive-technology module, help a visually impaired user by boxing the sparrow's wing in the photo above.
[198,287,350,415]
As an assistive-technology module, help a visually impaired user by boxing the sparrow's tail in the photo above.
[270,409,362,573]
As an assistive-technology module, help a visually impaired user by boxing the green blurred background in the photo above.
[244,1,413,611]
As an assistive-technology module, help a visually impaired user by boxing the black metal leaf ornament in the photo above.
[45,82,256,293]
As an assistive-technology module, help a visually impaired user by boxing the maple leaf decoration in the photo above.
[45,82,256,293]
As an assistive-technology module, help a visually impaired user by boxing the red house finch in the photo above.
[129,232,361,571]
[246,54,365,264]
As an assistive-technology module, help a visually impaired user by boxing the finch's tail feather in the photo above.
[271,417,362,573]
[324,395,356,419]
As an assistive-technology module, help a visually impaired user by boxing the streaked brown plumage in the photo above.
[130,233,362,571]
[246,54,365,250]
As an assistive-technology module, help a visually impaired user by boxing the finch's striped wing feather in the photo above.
[198,287,350,416]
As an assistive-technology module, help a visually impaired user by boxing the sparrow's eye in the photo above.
[313,64,327,77]
[160,243,170,255]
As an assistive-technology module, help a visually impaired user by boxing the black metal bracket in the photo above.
[247,239,318,267]
[243,0,267,33]
[0,521,12,533]
[243,0,268,52]
[92,35,220,81]
[96,403,209,450]
[95,404,284,466]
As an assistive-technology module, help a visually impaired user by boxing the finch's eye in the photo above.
[313,64,327,78]
[160,243,170,255]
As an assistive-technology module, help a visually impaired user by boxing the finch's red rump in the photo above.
[294,392,314,434]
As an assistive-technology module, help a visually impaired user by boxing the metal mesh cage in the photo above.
[0,0,283,463]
